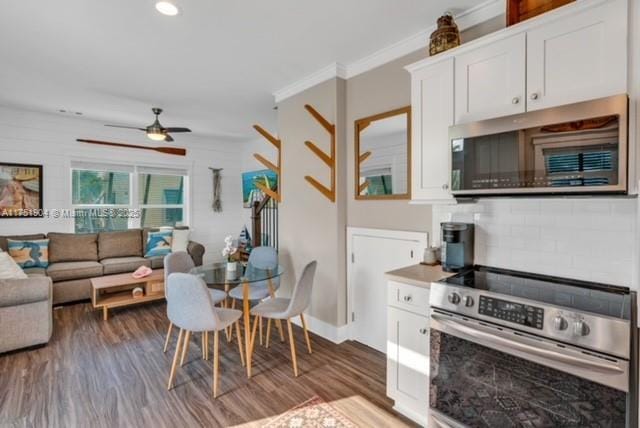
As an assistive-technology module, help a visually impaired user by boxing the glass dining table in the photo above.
[190,262,284,378]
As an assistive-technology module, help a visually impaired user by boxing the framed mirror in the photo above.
[355,106,411,200]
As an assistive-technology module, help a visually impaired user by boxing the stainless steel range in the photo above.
[428,266,638,428]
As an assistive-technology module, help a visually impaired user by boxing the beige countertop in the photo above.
[385,264,455,289]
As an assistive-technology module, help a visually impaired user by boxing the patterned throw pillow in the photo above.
[7,238,50,268]
[0,252,28,279]
[145,231,173,258]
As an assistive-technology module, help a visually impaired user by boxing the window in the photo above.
[138,172,185,228]
[71,162,188,233]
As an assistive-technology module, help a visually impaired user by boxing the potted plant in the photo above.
[222,235,238,272]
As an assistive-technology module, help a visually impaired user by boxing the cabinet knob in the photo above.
[512,97,520,105]
[403,295,413,302]
[419,328,428,335]
[530,93,539,100]
[442,183,449,190]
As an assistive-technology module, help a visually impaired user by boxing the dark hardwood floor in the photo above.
[0,302,413,427]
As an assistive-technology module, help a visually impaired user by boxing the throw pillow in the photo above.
[7,238,50,268]
[0,252,28,279]
[172,229,190,252]
[145,231,173,258]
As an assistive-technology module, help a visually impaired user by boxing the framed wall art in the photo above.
[0,162,43,218]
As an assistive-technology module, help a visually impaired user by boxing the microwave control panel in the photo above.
[478,296,544,330]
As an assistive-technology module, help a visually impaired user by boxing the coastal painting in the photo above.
[242,169,278,208]
[0,163,43,218]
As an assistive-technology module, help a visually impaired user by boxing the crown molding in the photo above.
[273,63,347,104]
[273,0,505,103]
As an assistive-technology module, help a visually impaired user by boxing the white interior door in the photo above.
[348,228,427,353]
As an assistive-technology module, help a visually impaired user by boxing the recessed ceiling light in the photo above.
[155,1,179,16]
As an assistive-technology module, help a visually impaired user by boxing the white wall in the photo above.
[0,105,246,264]
[433,198,637,288]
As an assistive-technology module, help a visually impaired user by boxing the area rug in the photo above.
[263,396,357,428]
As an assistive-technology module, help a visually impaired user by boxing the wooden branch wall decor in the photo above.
[252,124,282,202]
[303,104,336,202]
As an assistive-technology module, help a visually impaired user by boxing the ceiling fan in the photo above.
[105,107,191,142]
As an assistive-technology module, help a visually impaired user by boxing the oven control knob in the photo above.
[553,316,568,331]
[463,296,474,307]
[573,320,590,337]
[448,293,461,305]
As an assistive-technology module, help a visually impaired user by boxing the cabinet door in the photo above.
[455,33,526,124]
[526,0,627,111]
[411,58,455,202]
[387,306,430,406]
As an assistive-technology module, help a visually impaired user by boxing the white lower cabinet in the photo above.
[387,282,430,427]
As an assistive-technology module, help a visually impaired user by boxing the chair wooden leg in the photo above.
[259,316,263,346]
[213,330,220,398]
[180,330,191,367]
[250,315,259,356]
[202,331,209,360]
[265,318,272,348]
[167,328,184,390]
[276,319,285,342]
[286,319,299,377]
[163,322,173,353]
[300,314,312,354]
[235,321,245,367]
[227,299,237,343]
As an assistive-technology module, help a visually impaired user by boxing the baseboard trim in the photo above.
[392,403,428,428]
[291,314,349,345]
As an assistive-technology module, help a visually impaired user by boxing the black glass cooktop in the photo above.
[439,266,632,320]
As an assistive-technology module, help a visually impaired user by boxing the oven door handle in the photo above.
[431,313,624,374]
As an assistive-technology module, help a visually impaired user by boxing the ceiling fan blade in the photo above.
[164,134,174,142]
[164,127,191,133]
[105,124,146,131]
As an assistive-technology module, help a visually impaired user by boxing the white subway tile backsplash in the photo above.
[434,198,637,287]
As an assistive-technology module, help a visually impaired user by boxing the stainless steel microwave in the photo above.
[449,94,629,196]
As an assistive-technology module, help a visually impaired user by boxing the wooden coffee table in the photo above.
[91,269,165,320]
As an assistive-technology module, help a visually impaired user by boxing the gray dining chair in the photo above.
[166,273,244,397]
[163,252,227,359]
[228,246,285,344]
[250,260,317,377]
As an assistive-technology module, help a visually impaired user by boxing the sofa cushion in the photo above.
[98,230,143,260]
[23,267,47,277]
[46,261,103,282]
[101,257,150,275]
[0,234,45,252]
[7,239,49,268]
[48,232,98,263]
[146,256,165,269]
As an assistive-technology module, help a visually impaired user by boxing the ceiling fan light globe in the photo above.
[155,1,179,16]
[147,132,166,141]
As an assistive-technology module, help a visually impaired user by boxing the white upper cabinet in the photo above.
[410,58,455,202]
[526,0,628,111]
[454,33,526,124]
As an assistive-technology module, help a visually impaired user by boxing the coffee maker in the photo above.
[441,222,474,272]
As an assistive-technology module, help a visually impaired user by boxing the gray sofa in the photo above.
[0,229,204,353]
